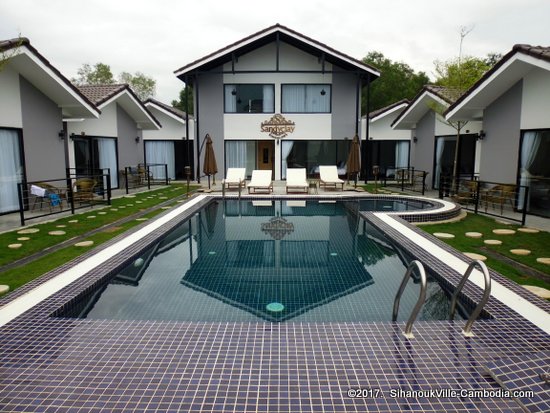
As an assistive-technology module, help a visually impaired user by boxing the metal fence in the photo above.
[17,170,112,226]
[438,175,529,225]
[122,163,169,194]
[382,166,429,196]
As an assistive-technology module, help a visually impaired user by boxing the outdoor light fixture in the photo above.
[413,137,418,143]
[135,136,140,143]
[231,89,237,95]
[477,130,486,140]
[320,88,326,96]
[58,130,65,140]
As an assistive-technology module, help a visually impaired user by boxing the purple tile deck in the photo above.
[0,195,548,412]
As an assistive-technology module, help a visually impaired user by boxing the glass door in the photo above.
[0,129,24,213]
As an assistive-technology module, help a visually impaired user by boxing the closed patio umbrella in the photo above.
[202,134,218,189]
[346,134,361,187]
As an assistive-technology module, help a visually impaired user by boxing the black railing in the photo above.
[123,163,169,194]
[383,166,429,196]
[17,170,111,226]
[439,175,529,225]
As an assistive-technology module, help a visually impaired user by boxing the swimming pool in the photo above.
[62,199,466,322]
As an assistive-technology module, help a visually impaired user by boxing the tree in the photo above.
[72,63,115,85]
[433,56,492,91]
[361,51,429,114]
[119,71,156,101]
[171,85,194,115]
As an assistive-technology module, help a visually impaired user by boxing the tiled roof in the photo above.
[424,85,463,104]
[513,44,550,63]
[77,84,128,106]
[367,99,409,119]
[145,98,191,120]
[0,37,30,51]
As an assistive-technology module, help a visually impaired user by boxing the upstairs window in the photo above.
[224,84,274,113]
[281,84,331,113]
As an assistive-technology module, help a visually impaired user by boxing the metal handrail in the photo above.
[392,260,427,339]
[449,259,491,337]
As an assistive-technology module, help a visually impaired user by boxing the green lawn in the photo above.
[419,213,550,290]
[0,184,197,293]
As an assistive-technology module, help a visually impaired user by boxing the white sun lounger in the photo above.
[285,168,308,193]
[319,165,344,191]
[222,168,246,191]
[247,170,273,194]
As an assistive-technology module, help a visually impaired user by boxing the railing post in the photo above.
[17,183,25,226]
[125,167,129,194]
[421,172,426,196]
[147,165,151,190]
[106,171,111,205]
[474,179,481,215]
[521,186,529,226]
[164,164,169,185]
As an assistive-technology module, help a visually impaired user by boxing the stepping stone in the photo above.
[126,204,134,207]
[159,197,168,200]
[465,232,483,238]
[136,218,148,221]
[17,228,39,234]
[110,209,118,212]
[87,216,96,219]
[98,212,107,215]
[75,241,94,247]
[136,201,143,204]
[510,249,530,256]
[8,243,22,249]
[48,230,66,236]
[433,232,455,239]
[463,252,487,261]
[484,239,502,246]
[493,229,516,235]
[536,258,550,265]
[518,228,540,233]
[125,195,136,198]
[17,237,30,241]
[69,220,78,223]
[56,225,66,228]
[161,206,171,209]
[522,285,550,299]
[119,206,126,209]
[0,285,9,295]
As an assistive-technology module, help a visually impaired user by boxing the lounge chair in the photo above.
[319,165,344,191]
[286,168,308,194]
[73,178,97,205]
[222,168,246,191]
[247,170,273,194]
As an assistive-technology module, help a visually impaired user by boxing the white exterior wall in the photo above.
[0,66,23,128]
[142,108,194,141]
[520,67,550,130]
[362,113,411,141]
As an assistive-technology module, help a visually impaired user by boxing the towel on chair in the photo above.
[31,185,46,197]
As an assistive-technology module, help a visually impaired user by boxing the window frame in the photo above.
[280,84,332,114]
[223,83,275,114]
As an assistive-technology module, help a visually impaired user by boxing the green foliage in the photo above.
[362,51,429,114]
[433,55,491,92]
[72,62,115,85]
[119,71,156,101]
[172,85,194,115]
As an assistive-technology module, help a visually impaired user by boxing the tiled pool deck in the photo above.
[1,194,549,412]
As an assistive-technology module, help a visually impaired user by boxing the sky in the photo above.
[1,0,549,104]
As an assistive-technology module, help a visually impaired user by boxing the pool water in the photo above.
[65,200,463,323]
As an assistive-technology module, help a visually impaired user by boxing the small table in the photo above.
[308,180,318,194]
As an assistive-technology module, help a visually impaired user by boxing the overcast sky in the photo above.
[1,0,549,104]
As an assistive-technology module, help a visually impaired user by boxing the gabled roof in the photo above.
[144,98,192,125]
[392,85,461,130]
[446,44,550,121]
[0,38,100,119]
[78,84,161,130]
[366,99,409,121]
[174,23,380,81]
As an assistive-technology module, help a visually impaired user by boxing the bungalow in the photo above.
[67,84,161,189]
[392,85,483,189]
[446,45,550,217]
[173,24,379,181]
[143,99,195,181]
[361,99,411,180]
[0,38,99,213]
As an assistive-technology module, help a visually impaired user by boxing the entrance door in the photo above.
[74,137,119,188]
[257,140,274,177]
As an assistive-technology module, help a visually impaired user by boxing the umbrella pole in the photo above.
[208,175,211,189]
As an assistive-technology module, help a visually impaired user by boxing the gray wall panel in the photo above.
[412,111,435,187]
[117,104,142,168]
[331,72,359,139]
[20,76,65,181]
[480,80,522,183]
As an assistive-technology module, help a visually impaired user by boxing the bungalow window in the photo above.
[281,84,331,113]
[0,128,24,214]
[518,130,550,217]
[224,84,274,113]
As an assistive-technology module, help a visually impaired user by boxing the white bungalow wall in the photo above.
[142,108,194,141]
[520,67,550,130]
[0,66,23,128]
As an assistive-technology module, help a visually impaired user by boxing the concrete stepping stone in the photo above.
[136,218,148,221]
[48,230,66,236]
[161,206,171,209]
[75,241,94,247]
[159,197,168,200]
[17,228,39,234]
[433,232,455,239]
[69,220,78,223]
[98,212,107,215]
[0,285,9,295]
[136,201,143,204]
[518,228,540,233]
[119,206,126,209]
[87,216,96,219]
[536,258,550,265]
[110,209,118,212]
[463,252,487,261]
[465,232,483,238]
[484,239,502,246]
[56,225,66,228]
[8,243,22,249]
[510,249,530,256]
[124,195,136,198]
[522,285,550,299]
[493,229,516,235]
[17,237,30,241]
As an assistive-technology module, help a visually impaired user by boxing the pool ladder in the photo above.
[393,259,491,339]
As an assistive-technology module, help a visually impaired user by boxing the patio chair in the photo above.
[30,182,64,212]
[483,184,516,214]
[286,168,308,194]
[247,170,273,194]
[222,168,246,191]
[73,178,97,205]
[319,165,344,191]
[451,180,478,206]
